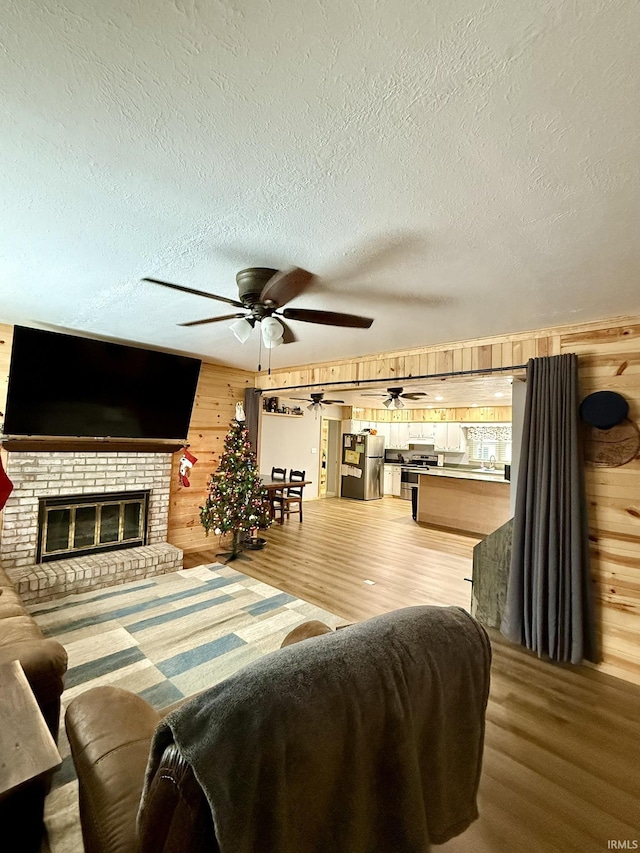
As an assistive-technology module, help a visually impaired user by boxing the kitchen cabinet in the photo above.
[392,466,402,496]
[388,423,410,449]
[375,423,392,446]
[408,422,436,443]
[383,465,402,496]
[434,423,466,452]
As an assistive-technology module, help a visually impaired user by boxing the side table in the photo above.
[0,660,61,798]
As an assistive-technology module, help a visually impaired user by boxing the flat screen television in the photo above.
[4,326,201,440]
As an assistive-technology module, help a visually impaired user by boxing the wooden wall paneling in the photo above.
[559,323,640,685]
[404,353,421,378]
[167,363,253,553]
[577,352,640,379]
[477,344,493,370]
[436,349,453,375]
[560,323,640,349]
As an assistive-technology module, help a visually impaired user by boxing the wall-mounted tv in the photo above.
[4,326,201,440]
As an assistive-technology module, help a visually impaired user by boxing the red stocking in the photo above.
[178,449,198,487]
[0,455,13,510]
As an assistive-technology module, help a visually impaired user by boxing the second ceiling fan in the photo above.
[290,392,346,413]
[143,266,374,349]
[362,386,428,410]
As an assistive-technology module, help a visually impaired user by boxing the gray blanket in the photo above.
[140,605,491,853]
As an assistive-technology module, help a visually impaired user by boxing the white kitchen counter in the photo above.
[421,467,507,483]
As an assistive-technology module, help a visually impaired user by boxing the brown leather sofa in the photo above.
[0,564,68,852]
[66,609,491,853]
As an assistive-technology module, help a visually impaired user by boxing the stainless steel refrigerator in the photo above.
[341,434,385,500]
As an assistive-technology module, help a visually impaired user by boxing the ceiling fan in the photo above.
[290,392,346,412]
[362,386,428,410]
[142,267,374,350]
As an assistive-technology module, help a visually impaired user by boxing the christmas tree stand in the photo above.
[217,530,252,564]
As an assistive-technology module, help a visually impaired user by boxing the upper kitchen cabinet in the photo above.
[388,423,410,449]
[408,422,436,443]
[434,423,467,452]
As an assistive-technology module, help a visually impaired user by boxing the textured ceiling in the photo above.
[2,0,640,372]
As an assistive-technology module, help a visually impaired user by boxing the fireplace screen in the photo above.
[37,490,150,562]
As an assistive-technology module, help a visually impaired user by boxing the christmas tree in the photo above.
[200,403,272,560]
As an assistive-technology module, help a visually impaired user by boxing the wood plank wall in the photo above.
[256,315,640,686]
[166,361,253,553]
[351,406,512,422]
[558,323,640,685]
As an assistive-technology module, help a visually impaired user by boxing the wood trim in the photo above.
[1,437,184,453]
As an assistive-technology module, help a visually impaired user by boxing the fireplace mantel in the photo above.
[1,436,184,453]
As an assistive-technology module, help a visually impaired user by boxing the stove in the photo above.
[399,455,438,499]
[405,454,438,468]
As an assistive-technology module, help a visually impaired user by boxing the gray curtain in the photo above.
[501,354,597,664]
[244,388,262,455]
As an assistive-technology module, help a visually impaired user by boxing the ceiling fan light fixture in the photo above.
[395,398,404,409]
[261,316,284,349]
[261,316,284,342]
[230,317,253,343]
[262,334,283,349]
[383,398,393,409]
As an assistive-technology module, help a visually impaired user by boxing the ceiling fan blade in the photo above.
[401,392,428,400]
[278,318,298,344]
[290,397,312,402]
[323,399,345,404]
[179,313,247,327]
[281,308,374,328]
[260,268,316,308]
[142,277,244,309]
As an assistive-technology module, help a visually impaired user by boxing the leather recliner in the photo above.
[65,611,490,853]
[65,620,332,853]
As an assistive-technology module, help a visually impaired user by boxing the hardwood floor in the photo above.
[184,496,640,852]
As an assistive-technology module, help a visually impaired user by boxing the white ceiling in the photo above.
[282,374,514,410]
[2,1,640,372]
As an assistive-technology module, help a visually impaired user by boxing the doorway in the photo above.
[319,418,341,497]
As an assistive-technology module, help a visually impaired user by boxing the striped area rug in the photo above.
[30,563,343,853]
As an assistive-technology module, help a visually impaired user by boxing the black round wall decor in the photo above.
[579,391,629,430]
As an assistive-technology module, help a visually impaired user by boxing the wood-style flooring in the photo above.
[184,496,640,852]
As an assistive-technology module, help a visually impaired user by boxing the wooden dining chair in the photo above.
[277,470,306,523]
[270,467,287,522]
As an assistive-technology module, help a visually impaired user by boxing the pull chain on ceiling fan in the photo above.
[142,267,374,354]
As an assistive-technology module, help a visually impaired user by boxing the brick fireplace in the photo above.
[0,450,183,603]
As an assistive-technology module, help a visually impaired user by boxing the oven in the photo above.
[400,469,419,500]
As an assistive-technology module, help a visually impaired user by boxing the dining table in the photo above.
[260,474,312,523]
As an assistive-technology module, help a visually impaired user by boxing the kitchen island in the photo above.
[416,468,511,536]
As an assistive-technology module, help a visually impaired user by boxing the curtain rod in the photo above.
[255,364,528,395]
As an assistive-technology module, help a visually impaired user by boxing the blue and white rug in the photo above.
[29,564,343,853]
